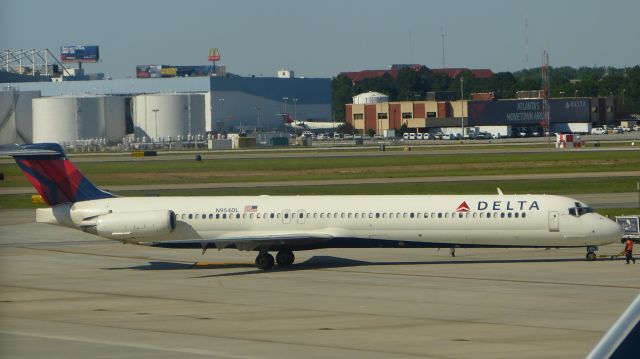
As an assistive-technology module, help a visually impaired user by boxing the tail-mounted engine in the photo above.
[91,210,177,240]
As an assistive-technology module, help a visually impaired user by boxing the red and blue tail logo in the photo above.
[9,143,115,206]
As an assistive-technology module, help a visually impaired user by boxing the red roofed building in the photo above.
[341,65,494,83]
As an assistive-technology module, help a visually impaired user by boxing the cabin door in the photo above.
[548,211,560,232]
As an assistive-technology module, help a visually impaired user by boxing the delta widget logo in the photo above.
[456,201,470,212]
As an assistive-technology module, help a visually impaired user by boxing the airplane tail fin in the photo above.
[2,143,115,206]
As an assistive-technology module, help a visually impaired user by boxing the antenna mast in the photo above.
[541,51,550,143]
[440,26,447,68]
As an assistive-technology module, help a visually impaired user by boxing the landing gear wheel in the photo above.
[255,253,275,270]
[276,250,295,266]
[586,246,598,262]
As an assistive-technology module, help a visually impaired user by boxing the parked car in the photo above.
[402,133,410,140]
[416,133,423,140]
[409,133,416,140]
[591,127,606,135]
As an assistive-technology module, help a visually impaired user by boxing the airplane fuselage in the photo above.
[37,194,621,250]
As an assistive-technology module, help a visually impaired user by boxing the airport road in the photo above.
[1,141,639,165]
[0,212,639,358]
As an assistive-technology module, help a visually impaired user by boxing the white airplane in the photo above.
[280,114,343,131]
[2,143,623,270]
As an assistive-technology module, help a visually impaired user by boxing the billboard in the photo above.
[60,45,99,63]
[467,98,591,126]
[136,65,213,78]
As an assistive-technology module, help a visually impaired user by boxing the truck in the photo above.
[616,216,639,243]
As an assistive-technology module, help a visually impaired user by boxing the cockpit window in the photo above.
[569,202,593,217]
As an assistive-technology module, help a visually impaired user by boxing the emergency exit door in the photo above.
[548,211,559,232]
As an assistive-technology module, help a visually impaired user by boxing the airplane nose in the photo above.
[598,217,624,244]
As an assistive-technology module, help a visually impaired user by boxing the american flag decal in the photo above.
[244,205,258,212]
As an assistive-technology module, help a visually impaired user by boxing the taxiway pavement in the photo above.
[0,211,638,358]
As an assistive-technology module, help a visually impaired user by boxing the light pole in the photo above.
[292,98,298,125]
[282,97,289,118]
[560,91,565,98]
[255,106,261,132]
[460,76,464,139]
[152,108,159,142]
[217,98,225,133]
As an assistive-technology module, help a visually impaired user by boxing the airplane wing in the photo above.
[142,232,334,252]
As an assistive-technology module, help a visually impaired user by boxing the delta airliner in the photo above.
[2,143,623,269]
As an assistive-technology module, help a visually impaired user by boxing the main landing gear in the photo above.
[586,246,598,261]
[255,250,295,270]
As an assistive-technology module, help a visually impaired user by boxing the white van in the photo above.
[409,133,416,140]
[591,127,606,135]
[402,133,410,140]
[416,133,423,140]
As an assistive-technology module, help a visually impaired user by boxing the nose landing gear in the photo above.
[586,246,598,261]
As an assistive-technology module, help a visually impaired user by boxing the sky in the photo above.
[2,0,639,79]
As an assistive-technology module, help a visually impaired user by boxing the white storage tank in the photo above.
[133,93,205,140]
[102,96,126,143]
[353,91,389,105]
[33,96,102,144]
[32,95,126,144]
[0,88,40,144]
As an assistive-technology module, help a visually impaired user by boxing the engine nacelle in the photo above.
[95,210,176,240]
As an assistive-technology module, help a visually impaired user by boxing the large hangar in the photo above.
[1,74,332,144]
[209,76,332,131]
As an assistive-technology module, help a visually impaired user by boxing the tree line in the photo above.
[332,65,640,122]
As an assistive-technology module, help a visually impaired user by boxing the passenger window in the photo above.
[500,213,506,218]
[522,212,527,218]
[424,213,428,218]
[458,213,463,218]
[348,213,353,219]
[256,213,261,219]
[479,213,484,218]
[369,213,373,219]
[438,213,443,218]
[277,213,281,219]
[507,212,512,218]
[341,213,345,219]
[376,213,380,218]
[486,213,491,218]
[222,214,227,219]
[250,213,254,219]
[284,213,289,219]
[181,214,186,220]
[410,213,415,219]
[270,213,275,219]
[202,213,206,219]
[514,212,519,218]
[235,213,240,219]
[445,213,449,218]
[355,213,359,219]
